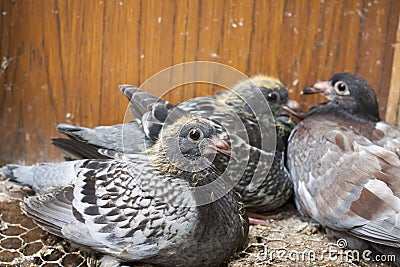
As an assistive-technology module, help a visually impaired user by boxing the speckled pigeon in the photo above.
[2,115,249,267]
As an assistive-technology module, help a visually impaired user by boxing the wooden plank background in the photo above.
[1,0,399,164]
[386,15,400,126]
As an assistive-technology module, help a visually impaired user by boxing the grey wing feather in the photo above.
[71,159,196,259]
[57,121,146,154]
[21,185,107,248]
[21,186,74,236]
[62,222,105,248]
[52,138,108,160]
[17,158,196,260]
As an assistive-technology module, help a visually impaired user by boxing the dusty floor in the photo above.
[0,179,393,267]
[230,207,391,267]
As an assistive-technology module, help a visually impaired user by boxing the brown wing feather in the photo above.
[288,115,400,247]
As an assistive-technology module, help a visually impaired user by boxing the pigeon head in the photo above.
[171,116,230,160]
[303,72,380,122]
[251,75,290,116]
[222,75,289,118]
[151,116,231,174]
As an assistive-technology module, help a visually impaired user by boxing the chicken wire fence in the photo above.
[0,179,98,267]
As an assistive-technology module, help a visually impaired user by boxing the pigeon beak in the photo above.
[301,81,334,100]
[207,136,232,157]
[281,100,304,120]
[281,99,301,115]
[287,99,301,111]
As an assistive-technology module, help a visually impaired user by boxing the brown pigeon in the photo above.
[287,72,400,263]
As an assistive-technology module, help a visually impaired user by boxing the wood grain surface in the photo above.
[1,0,399,164]
[386,13,400,126]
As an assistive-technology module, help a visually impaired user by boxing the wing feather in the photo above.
[16,157,197,260]
[288,117,400,247]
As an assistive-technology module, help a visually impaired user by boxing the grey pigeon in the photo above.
[287,72,400,263]
[2,115,249,267]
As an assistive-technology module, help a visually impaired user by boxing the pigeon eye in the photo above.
[188,128,203,141]
[267,92,280,102]
[334,81,349,95]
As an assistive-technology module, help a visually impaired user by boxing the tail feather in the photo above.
[1,164,18,180]
[52,138,109,160]
[56,121,147,156]
[56,123,89,142]
[119,84,171,119]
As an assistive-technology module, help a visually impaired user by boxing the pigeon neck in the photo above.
[148,142,221,186]
[306,102,380,123]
